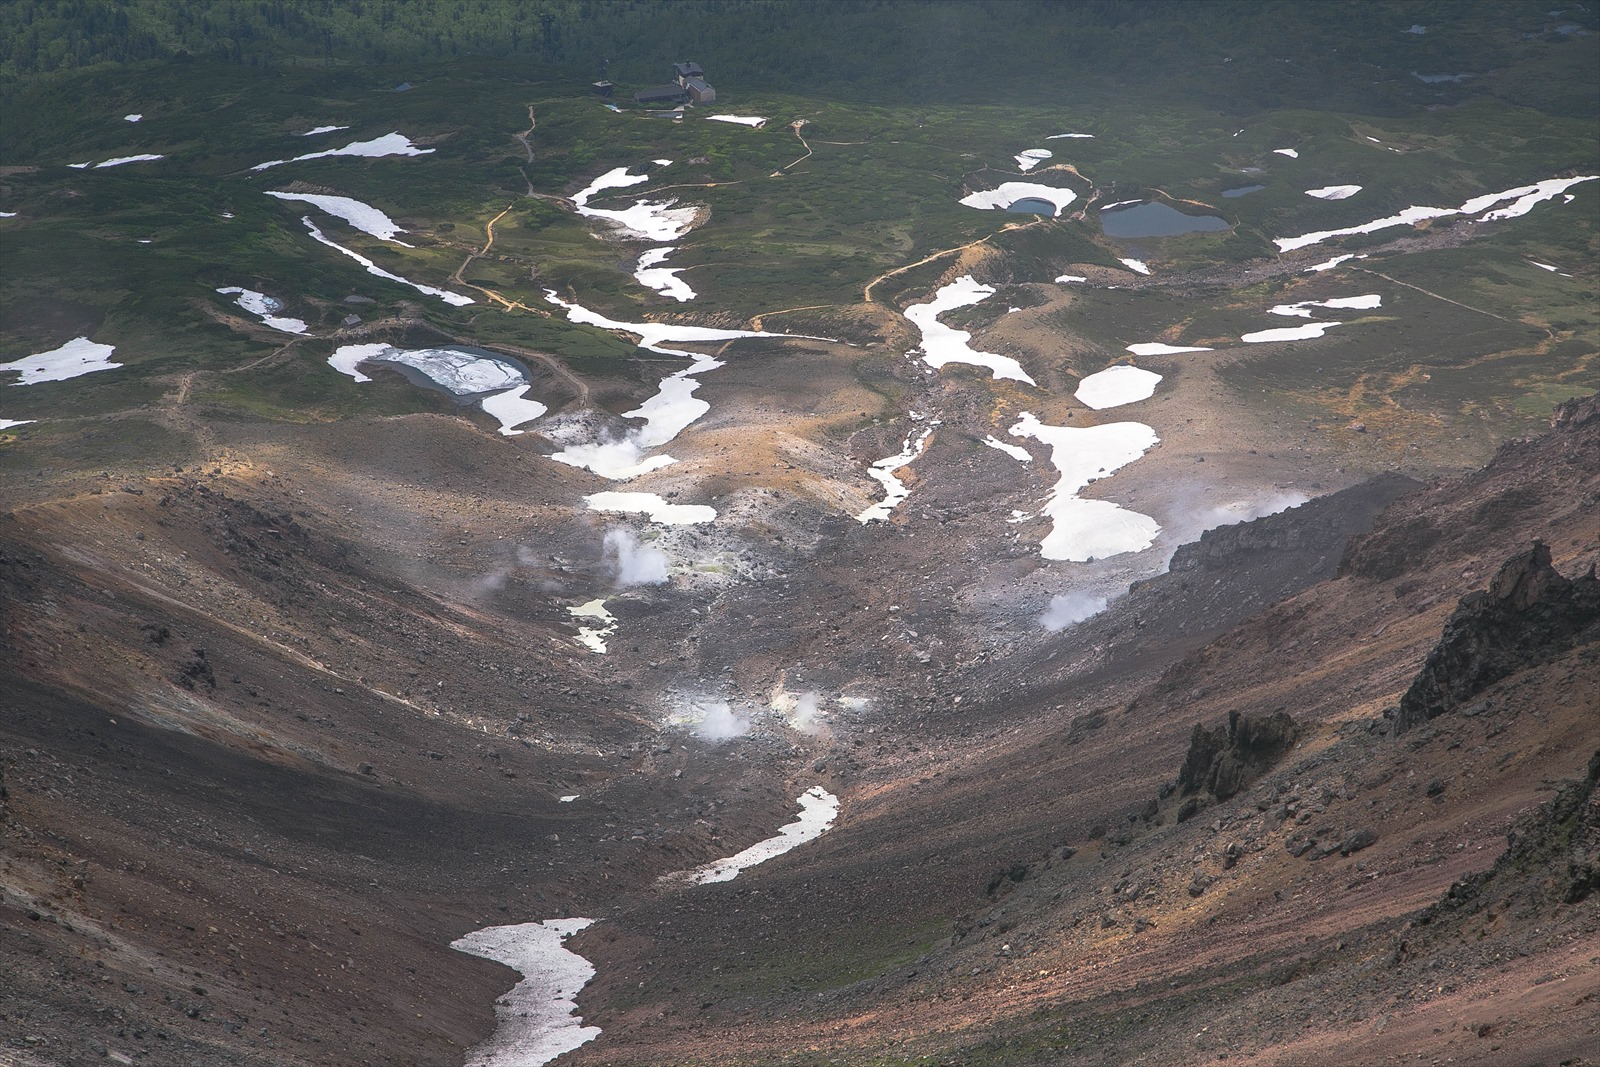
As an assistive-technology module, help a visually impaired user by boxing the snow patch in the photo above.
[300,216,472,305]
[983,436,1032,462]
[1305,185,1362,200]
[2,337,121,385]
[584,492,716,525]
[216,287,308,334]
[633,247,695,301]
[251,131,434,172]
[905,276,1036,384]
[959,182,1077,216]
[1303,253,1365,272]
[1118,258,1151,275]
[123,114,142,123]
[1015,148,1052,172]
[705,115,767,127]
[1055,274,1088,283]
[1126,342,1211,356]
[480,385,548,436]
[676,787,839,884]
[857,424,935,523]
[1075,365,1162,410]
[1273,148,1299,158]
[1274,175,1598,252]
[94,154,164,168]
[1241,322,1343,343]
[1046,133,1095,139]
[299,125,350,137]
[450,918,600,1067]
[1269,294,1381,318]
[1009,412,1160,561]
[266,191,411,244]
[571,166,698,242]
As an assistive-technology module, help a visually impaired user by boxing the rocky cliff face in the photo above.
[1393,542,1600,733]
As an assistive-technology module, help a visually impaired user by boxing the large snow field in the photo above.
[1,337,121,385]
[905,277,1036,385]
[450,918,601,1067]
[326,344,524,394]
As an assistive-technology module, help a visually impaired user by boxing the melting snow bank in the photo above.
[1119,258,1151,275]
[905,276,1036,384]
[123,114,142,122]
[1242,322,1341,343]
[705,115,767,127]
[299,125,350,137]
[1273,148,1299,158]
[1306,185,1361,200]
[1274,175,1598,252]
[0,418,34,430]
[266,191,411,243]
[1015,148,1052,172]
[2,337,121,384]
[1055,274,1087,283]
[584,492,716,525]
[959,182,1078,216]
[1269,294,1380,318]
[633,247,695,301]
[93,154,164,168]
[1075,365,1162,409]
[301,217,472,305]
[674,787,840,885]
[450,918,601,1067]
[481,386,548,435]
[571,165,697,242]
[1126,342,1211,356]
[251,131,433,172]
[216,288,308,333]
[857,422,936,523]
[1047,133,1094,139]
[543,290,827,478]
[1009,412,1160,561]
[568,599,617,653]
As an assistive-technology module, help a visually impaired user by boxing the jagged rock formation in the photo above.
[1394,542,1600,733]
[1175,709,1299,818]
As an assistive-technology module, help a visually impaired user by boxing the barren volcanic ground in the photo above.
[2,25,1599,1067]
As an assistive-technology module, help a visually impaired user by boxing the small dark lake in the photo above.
[1006,197,1059,215]
[1100,201,1230,238]
[1222,184,1266,198]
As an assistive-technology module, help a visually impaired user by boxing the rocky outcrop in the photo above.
[1169,472,1419,576]
[1417,749,1600,927]
[1394,543,1600,733]
[1175,709,1299,818]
